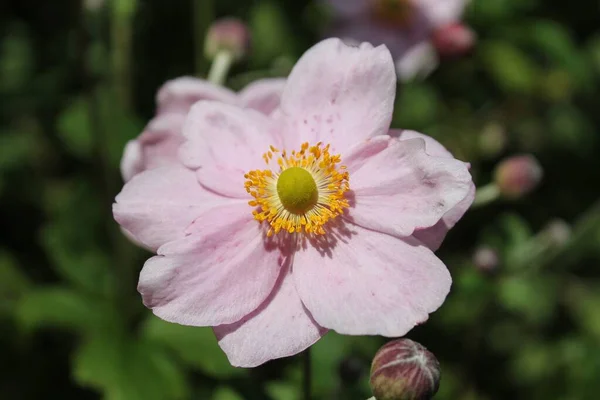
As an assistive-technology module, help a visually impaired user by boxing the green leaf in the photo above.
[393,83,440,130]
[0,250,29,294]
[212,386,245,400]
[249,1,296,67]
[528,20,593,90]
[564,281,600,339]
[0,250,30,314]
[141,315,243,378]
[481,41,538,94]
[40,180,116,296]
[265,382,298,400]
[498,275,558,325]
[74,333,188,400]
[0,129,36,171]
[0,24,33,92]
[16,287,117,333]
[56,97,94,158]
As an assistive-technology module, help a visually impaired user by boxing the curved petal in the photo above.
[179,101,283,198]
[121,140,144,182]
[390,129,452,158]
[239,78,286,115]
[113,165,231,251]
[413,183,475,250]
[416,0,469,27]
[138,203,281,326]
[279,38,396,154]
[120,113,187,182]
[156,77,238,115]
[390,129,475,250]
[343,136,472,238]
[214,260,326,367]
[293,221,451,336]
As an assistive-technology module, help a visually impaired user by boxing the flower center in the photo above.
[276,167,318,214]
[370,0,415,27]
[245,142,350,237]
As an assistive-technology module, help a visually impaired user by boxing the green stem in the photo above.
[111,0,137,110]
[207,50,234,85]
[472,183,501,208]
[193,0,214,76]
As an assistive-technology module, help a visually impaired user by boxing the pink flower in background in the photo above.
[120,77,286,181]
[113,39,474,367]
[324,0,474,80]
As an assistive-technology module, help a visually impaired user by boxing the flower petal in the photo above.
[390,129,452,158]
[279,38,396,153]
[293,221,451,336]
[391,129,475,250]
[239,78,286,115]
[413,183,475,250]
[113,165,230,251]
[156,77,238,115]
[343,135,472,238]
[138,203,281,326]
[416,0,469,27]
[214,260,325,367]
[179,101,283,198]
[121,139,144,182]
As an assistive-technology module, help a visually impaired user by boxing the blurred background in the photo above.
[2,0,600,399]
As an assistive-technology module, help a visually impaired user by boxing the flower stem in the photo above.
[303,348,312,400]
[472,183,500,208]
[207,50,234,85]
[193,0,214,76]
[110,0,137,111]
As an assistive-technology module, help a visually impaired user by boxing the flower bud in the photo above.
[204,18,251,61]
[370,339,441,400]
[473,246,500,273]
[432,23,476,58]
[494,155,543,199]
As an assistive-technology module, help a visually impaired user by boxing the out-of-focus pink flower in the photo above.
[120,77,287,182]
[113,39,474,367]
[324,0,472,80]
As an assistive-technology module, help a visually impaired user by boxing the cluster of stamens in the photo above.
[244,142,350,237]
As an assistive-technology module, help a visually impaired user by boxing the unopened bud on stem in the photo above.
[205,18,250,62]
[494,154,543,199]
[370,339,441,400]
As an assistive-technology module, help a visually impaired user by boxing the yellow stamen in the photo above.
[245,142,350,236]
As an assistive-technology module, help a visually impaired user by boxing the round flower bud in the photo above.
[472,246,500,273]
[494,155,543,199]
[370,339,441,400]
[204,18,251,61]
[432,23,476,58]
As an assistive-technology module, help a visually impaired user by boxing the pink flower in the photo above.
[324,0,472,80]
[121,77,286,181]
[113,39,474,367]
